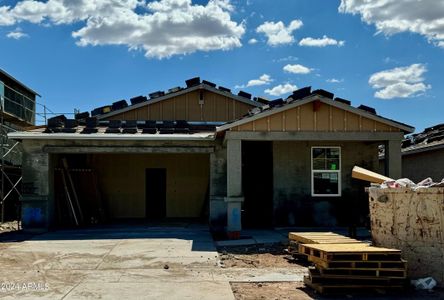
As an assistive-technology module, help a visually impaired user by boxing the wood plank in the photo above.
[352,165,392,183]
[301,243,401,253]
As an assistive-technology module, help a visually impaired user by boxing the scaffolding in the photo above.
[0,82,73,224]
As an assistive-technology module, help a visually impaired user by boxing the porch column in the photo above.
[385,140,402,179]
[225,139,243,238]
[21,143,52,232]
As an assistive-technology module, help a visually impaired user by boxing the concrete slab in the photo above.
[0,225,234,299]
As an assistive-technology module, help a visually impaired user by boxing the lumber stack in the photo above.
[300,243,407,295]
[287,232,364,256]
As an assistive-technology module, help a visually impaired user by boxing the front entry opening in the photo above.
[145,168,167,219]
[242,141,274,228]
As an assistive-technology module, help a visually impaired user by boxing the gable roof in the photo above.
[217,94,414,133]
[97,82,261,120]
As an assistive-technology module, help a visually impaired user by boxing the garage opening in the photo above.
[52,153,210,228]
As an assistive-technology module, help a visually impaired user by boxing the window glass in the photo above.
[312,147,341,196]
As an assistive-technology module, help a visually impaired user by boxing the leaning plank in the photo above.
[352,166,392,184]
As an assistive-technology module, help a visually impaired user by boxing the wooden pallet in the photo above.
[288,232,363,245]
[300,243,402,262]
[308,273,406,285]
[304,277,404,295]
[308,255,407,269]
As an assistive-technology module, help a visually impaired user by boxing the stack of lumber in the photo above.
[300,243,407,295]
[287,232,364,256]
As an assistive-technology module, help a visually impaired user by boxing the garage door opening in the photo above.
[52,153,210,228]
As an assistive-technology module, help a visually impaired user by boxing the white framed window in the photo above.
[311,146,341,197]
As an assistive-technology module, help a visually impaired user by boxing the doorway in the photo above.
[242,141,274,228]
[145,168,167,218]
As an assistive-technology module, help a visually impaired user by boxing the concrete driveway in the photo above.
[0,224,234,299]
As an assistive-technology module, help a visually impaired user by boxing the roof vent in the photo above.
[292,86,311,100]
[130,95,148,105]
[112,100,128,111]
[185,77,201,87]
[218,86,231,93]
[149,91,165,99]
[202,80,216,88]
[312,89,334,99]
[334,97,351,106]
[357,104,377,115]
[238,90,252,100]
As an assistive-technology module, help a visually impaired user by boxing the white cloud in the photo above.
[339,0,444,48]
[326,78,343,83]
[369,63,431,99]
[264,83,297,96]
[6,28,28,39]
[236,74,273,88]
[283,64,312,74]
[256,19,302,46]
[248,38,257,44]
[0,0,245,59]
[298,35,345,47]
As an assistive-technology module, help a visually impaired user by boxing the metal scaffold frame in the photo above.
[0,82,74,224]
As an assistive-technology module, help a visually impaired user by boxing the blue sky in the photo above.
[0,0,443,131]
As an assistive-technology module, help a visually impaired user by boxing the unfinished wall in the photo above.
[402,149,444,183]
[369,187,444,286]
[104,90,254,122]
[91,153,210,219]
[272,141,378,227]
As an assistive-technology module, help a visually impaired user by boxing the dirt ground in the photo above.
[219,243,444,300]
[217,243,304,268]
[231,282,314,300]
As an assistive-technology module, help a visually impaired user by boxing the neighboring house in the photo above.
[401,124,444,182]
[8,79,414,235]
[0,68,39,221]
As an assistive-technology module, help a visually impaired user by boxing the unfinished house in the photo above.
[9,79,414,235]
[0,69,39,222]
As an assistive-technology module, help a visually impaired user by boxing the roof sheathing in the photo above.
[217,95,414,134]
[97,83,261,120]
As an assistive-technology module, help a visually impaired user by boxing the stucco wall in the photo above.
[90,153,210,219]
[402,149,444,182]
[272,141,379,226]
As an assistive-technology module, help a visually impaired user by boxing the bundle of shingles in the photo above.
[289,232,407,295]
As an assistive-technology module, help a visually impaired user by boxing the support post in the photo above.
[225,139,243,239]
[385,140,402,179]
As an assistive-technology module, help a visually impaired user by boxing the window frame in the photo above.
[311,146,342,197]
